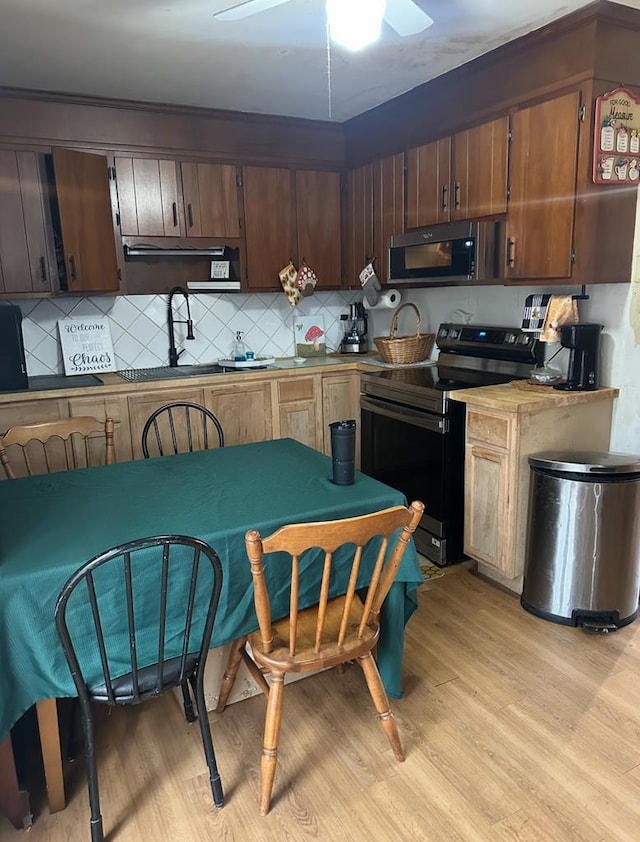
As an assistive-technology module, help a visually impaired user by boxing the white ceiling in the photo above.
[1,0,639,123]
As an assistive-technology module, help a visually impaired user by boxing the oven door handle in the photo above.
[360,396,449,434]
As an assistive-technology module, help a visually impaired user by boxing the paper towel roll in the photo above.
[370,289,402,309]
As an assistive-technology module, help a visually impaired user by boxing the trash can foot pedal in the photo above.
[580,621,618,634]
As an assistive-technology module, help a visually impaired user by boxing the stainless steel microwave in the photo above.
[388,220,504,286]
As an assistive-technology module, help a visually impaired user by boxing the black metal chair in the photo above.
[141,401,224,458]
[54,535,225,842]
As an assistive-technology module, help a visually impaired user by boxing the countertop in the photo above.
[0,355,381,404]
[451,382,620,414]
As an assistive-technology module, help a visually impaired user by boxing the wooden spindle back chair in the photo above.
[54,534,225,842]
[141,401,224,458]
[0,416,115,479]
[217,500,424,815]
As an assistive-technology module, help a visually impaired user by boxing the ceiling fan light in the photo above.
[326,0,386,52]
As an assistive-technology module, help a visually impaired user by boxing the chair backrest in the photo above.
[141,401,224,458]
[245,501,424,659]
[0,416,115,479]
[54,535,223,705]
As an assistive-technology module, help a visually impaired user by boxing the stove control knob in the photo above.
[518,334,530,344]
[449,329,459,339]
[438,327,449,338]
[504,332,517,344]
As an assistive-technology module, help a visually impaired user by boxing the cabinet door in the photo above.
[464,443,512,575]
[115,157,183,237]
[453,116,508,220]
[406,137,451,228]
[275,376,322,450]
[127,388,206,459]
[52,148,120,292]
[295,169,342,289]
[206,381,272,446]
[0,151,56,294]
[373,153,404,283]
[68,394,132,464]
[505,92,580,280]
[344,163,374,286]
[181,162,241,238]
[321,373,360,462]
[243,166,294,290]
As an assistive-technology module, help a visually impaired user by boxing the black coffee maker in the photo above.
[553,323,602,391]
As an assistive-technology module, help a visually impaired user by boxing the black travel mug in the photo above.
[330,419,356,486]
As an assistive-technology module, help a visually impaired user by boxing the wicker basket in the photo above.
[373,302,435,365]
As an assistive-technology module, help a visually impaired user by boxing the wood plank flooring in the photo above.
[3,566,640,841]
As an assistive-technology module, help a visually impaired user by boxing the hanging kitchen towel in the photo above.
[279,261,301,307]
[521,293,552,332]
[540,295,579,342]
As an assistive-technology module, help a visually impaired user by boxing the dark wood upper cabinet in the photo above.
[344,163,374,287]
[52,147,120,292]
[505,91,580,281]
[181,162,241,238]
[295,169,342,289]
[373,153,404,283]
[406,137,451,229]
[344,153,403,286]
[0,150,56,295]
[243,165,295,290]
[406,117,508,229]
[452,116,509,220]
[115,157,183,237]
[243,166,342,290]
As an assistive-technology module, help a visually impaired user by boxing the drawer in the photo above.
[278,377,316,403]
[466,409,511,448]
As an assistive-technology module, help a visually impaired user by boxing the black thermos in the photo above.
[329,419,356,486]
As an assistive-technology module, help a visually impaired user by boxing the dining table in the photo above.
[0,437,423,827]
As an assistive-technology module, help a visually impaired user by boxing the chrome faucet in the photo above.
[167,286,195,366]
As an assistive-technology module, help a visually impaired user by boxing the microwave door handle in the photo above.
[361,396,448,434]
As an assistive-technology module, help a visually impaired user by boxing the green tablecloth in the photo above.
[0,438,423,741]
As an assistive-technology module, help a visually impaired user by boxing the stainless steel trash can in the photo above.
[521,451,640,631]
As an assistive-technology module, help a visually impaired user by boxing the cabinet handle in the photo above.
[454,181,461,209]
[506,237,516,267]
[172,202,178,227]
[69,255,77,282]
[39,256,47,284]
[441,184,448,211]
[187,203,194,228]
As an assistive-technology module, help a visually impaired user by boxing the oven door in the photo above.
[360,393,465,566]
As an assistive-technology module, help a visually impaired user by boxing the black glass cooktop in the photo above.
[365,365,519,393]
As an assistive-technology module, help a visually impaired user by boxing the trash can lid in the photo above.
[528,450,640,474]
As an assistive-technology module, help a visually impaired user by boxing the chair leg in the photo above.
[216,638,247,712]
[194,672,224,809]
[357,652,405,763]
[260,672,285,816]
[180,680,196,723]
[78,697,104,842]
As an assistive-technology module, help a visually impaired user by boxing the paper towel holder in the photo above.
[572,284,589,301]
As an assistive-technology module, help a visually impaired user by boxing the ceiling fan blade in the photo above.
[214,0,290,22]
[384,0,434,37]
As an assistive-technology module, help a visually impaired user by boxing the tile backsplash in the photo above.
[13,291,357,376]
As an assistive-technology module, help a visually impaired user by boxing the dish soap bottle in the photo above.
[232,330,247,361]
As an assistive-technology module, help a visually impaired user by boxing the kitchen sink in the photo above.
[117,364,228,383]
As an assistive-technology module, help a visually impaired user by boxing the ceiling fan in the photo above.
[214,0,434,40]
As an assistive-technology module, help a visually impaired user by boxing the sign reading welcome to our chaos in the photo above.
[58,317,116,376]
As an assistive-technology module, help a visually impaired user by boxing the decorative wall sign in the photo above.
[593,87,640,184]
[294,315,326,357]
[58,317,116,375]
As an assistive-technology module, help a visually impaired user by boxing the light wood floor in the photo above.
[3,566,640,841]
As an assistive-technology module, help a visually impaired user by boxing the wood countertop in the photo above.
[0,356,380,405]
[451,382,619,414]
